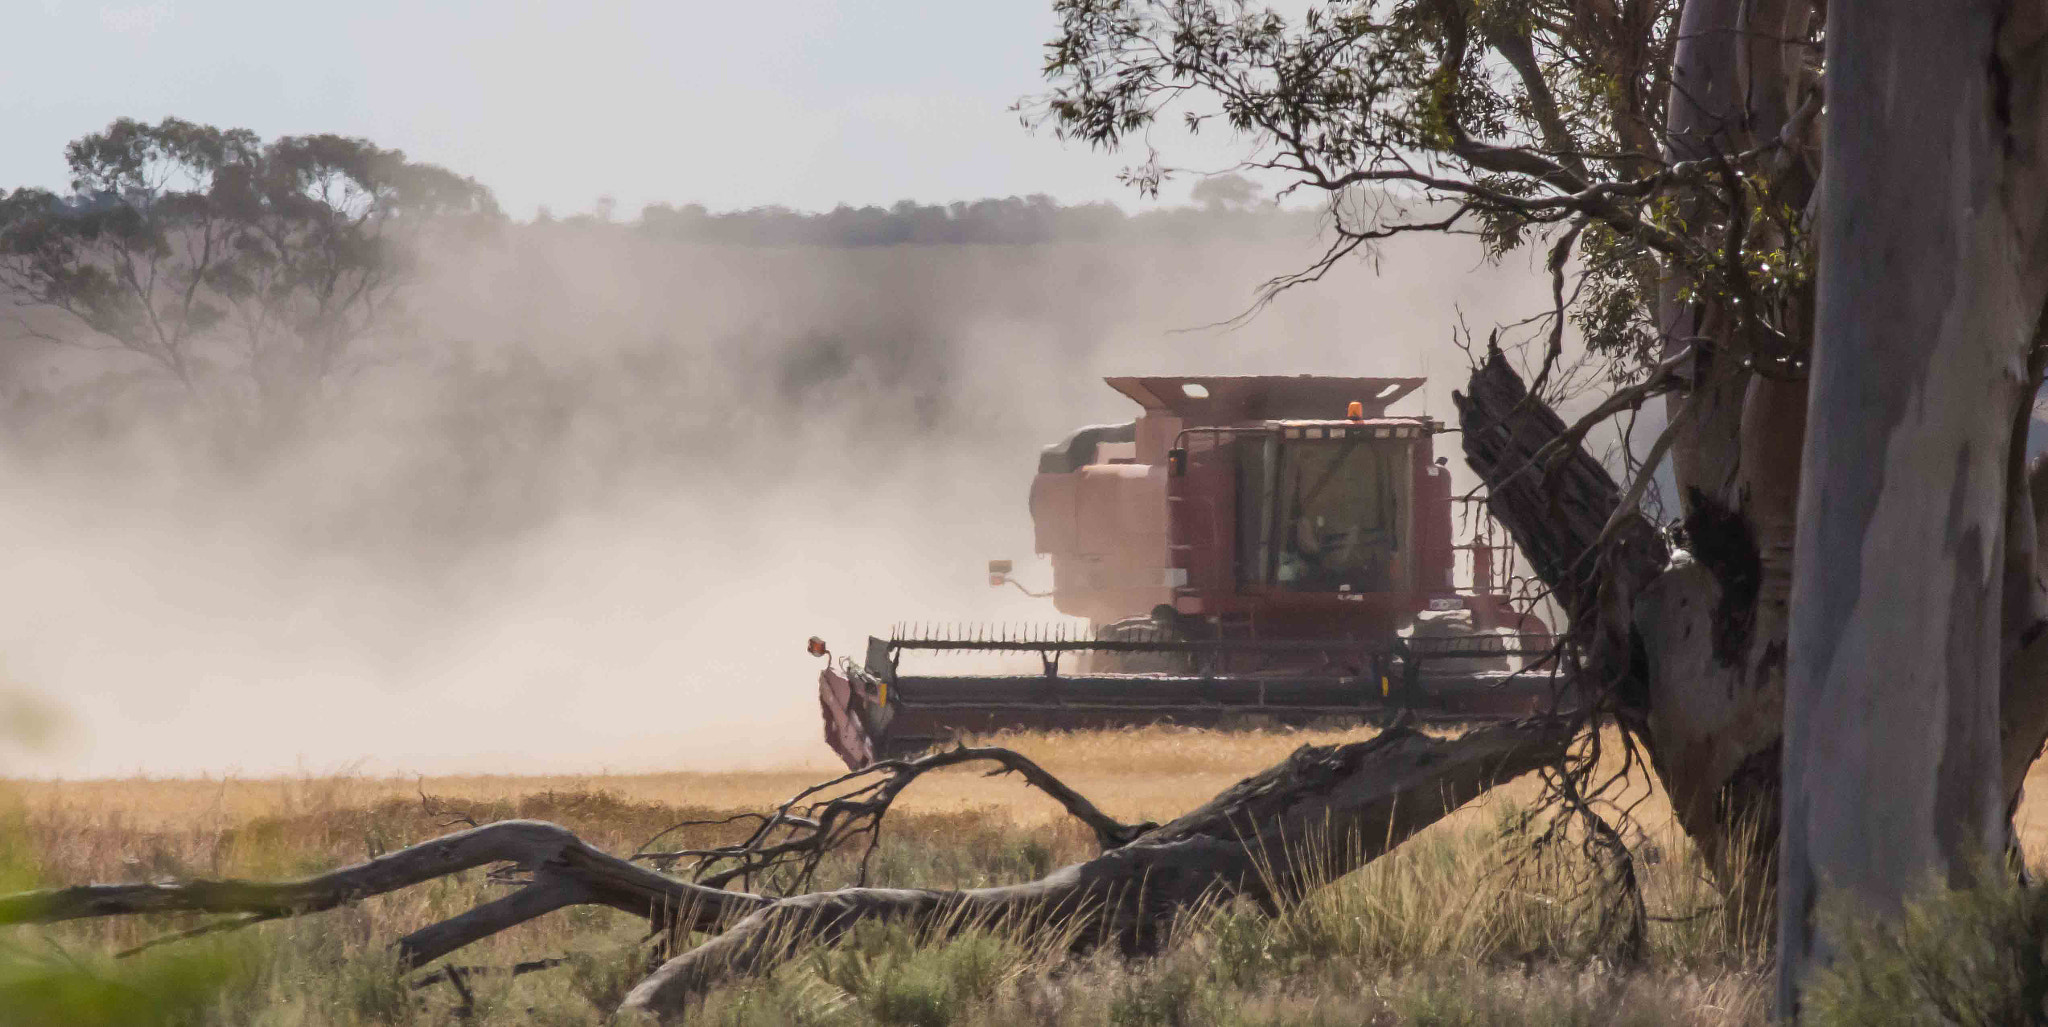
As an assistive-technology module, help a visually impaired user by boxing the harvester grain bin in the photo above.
[813,375,1556,768]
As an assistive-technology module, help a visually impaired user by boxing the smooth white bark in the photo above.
[1779,0,2048,1011]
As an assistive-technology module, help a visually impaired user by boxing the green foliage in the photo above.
[563,946,647,1014]
[0,117,498,407]
[859,813,1064,889]
[810,920,1031,1026]
[1037,0,1685,207]
[0,943,248,1027]
[1106,954,1211,1027]
[1,695,252,1027]
[319,946,415,1026]
[1803,874,2048,1026]
[1573,223,1663,373]
[1035,0,1819,391]
[697,972,853,1027]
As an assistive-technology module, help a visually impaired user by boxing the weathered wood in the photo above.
[396,872,594,970]
[618,720,1569,1019]
[647,744,1150,895]
[2,724,1568,1020]
[1452,348,1669,745]
[1456,348,1784,909]
[1454,347,1667,640]
[1645,0,1809,917]
[2000,393,2048,807]
[0,819,771,968]
[1456,269,2048,1016]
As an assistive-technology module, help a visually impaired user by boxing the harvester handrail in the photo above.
[889,637,1388,654]
[885,633,1555,656]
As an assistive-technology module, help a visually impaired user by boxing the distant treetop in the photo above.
[629,188,1315,247]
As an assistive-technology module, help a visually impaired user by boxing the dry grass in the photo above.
[8,722,2045,1025]
[1,724,1396,831]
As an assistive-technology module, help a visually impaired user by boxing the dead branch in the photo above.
[115,911,284,959]
[3,724,1566,1022]
[1455,344,1669,655]
[634,744,1148,895]
[411,956,569,990]
[617,721,1568,1019]
[0,819,771,969]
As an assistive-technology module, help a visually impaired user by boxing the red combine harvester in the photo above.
[813,375,1558,768]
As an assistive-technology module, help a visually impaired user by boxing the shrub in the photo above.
[1804,872,2048,1026]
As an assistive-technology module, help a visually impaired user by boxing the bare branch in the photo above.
[4,722,1569,1022]
[636,744,1145,898]
[619,722,1569,1018]
[0,819,770,971]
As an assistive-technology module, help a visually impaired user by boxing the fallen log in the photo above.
[619,720,1568,1019]
[0,819,771,969]
[1,721,1568,1021]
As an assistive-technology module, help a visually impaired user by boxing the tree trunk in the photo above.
[1777,0,2048,1011]
[1456,349,1783,908]
[1630,0,1815,913]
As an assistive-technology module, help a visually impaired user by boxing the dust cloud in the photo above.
[0,217,1549,779]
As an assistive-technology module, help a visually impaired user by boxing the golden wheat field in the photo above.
[6,724,2048,1026]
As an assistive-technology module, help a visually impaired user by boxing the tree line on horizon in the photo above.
[0,119,1325,451]
[621,182,1316,247]
[0,118,1346,563]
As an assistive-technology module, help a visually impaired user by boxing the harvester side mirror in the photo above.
[806,636,830,658]
[1166,448,1187,478]
[987,559,1013,587]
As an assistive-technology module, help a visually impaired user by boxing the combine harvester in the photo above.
[811,375,1560,768]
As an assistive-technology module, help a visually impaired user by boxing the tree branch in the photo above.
[618,721,1570,1019]
[0,819,771,970]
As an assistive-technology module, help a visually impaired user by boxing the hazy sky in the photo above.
[9,0,1245,218]
[3,0,1564,781]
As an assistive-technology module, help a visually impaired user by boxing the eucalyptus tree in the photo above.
[0,118,496,422]
[1779,0,2048,1006]
[1034,0,2048,1005]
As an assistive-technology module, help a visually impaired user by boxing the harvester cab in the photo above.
[813,375,1556,769]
